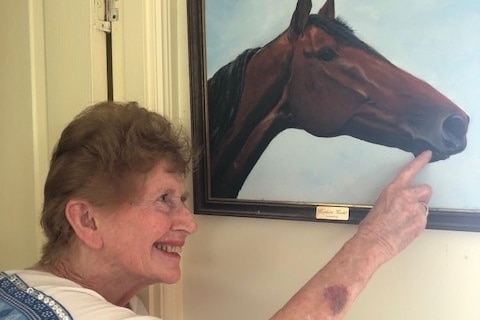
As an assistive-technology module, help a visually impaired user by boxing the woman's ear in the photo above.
[64,199,104,250]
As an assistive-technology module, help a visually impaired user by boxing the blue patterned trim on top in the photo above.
[0,272,72,320]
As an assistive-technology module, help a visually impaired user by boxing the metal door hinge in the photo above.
[95,0,119,33]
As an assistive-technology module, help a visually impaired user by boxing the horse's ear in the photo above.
[318,0,335,19]
[288,0,312,40]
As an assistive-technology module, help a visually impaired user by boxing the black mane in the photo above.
[207,48,260,150]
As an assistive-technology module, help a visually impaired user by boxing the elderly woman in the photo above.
[0,101,432,319]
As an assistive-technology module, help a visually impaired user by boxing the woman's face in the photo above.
[95,160,197,285]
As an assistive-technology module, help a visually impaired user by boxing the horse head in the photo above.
[286,0,469,161]
[207,0,469,198]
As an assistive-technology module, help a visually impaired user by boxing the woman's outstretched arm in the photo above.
[271,150,433,320]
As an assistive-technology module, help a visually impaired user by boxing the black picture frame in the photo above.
[186,0,480,232]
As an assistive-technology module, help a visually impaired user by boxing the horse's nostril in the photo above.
[442,114,468,149]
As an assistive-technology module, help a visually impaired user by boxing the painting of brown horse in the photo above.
[207,0,470,199]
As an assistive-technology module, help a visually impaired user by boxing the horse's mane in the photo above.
[207,48,260,150]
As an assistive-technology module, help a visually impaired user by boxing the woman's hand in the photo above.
[357,150,433,261]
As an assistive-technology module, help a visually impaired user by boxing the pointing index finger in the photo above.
[393,150,432,186]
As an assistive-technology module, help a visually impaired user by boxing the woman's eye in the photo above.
[158,194,170,204]
[154,193,187,213]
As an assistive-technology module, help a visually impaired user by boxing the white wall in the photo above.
[183,216,480,320]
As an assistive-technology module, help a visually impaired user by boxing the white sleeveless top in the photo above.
[0,270,160,320]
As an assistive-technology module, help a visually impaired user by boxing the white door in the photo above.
[0,0,107,269]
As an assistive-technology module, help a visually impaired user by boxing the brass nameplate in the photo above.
[316,206,349,221]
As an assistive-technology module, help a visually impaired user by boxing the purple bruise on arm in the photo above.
[324,285,349,315]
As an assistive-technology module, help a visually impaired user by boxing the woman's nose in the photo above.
[172,206,197,234]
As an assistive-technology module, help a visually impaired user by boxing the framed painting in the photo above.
[187,0,480,231]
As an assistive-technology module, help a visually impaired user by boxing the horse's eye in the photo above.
[317,48,338,61]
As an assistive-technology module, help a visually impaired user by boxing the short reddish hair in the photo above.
[39,101,191,264]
